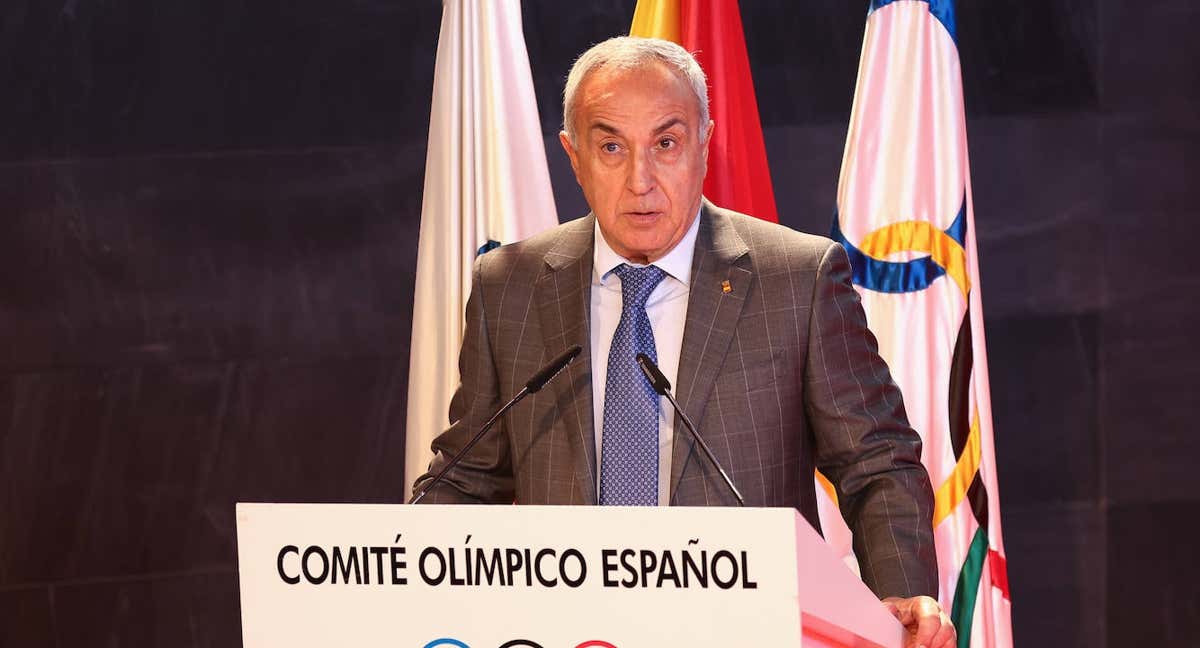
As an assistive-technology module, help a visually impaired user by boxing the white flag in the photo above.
[827,1,1013,645]
[405,0,557,500]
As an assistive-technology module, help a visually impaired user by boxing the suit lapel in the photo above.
[670,201,752,502]
[533,216,598,504]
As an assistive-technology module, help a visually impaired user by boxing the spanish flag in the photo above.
[630,0,778,222]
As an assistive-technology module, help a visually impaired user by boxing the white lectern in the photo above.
[237,504,903,647]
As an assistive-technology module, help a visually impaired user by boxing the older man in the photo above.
[413,36,954,646]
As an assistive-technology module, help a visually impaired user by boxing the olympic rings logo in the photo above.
[423,639,618,648]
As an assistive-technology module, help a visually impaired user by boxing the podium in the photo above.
[237,504,903,647]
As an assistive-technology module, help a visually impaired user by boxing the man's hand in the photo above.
[882,596,956,648]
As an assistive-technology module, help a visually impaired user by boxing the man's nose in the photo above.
[626,146,656,195]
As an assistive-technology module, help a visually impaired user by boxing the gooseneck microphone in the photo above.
[410,345,582,504]
[523,345,583,393]
[635,353,746,506]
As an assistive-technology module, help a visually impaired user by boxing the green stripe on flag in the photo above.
[951,528,989,648]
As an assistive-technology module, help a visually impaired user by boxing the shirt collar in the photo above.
[592,206,702,286]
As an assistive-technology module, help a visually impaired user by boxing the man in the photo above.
[413,37,954,647]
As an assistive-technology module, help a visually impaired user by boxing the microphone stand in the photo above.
[410,345,581,505]
[636,353,745,506]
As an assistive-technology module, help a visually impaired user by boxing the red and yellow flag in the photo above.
[631,0,778,222]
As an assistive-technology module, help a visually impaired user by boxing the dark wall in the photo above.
[1,1,1196,646]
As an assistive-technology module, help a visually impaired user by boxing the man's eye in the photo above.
[602,142,620,153]
[658,138,676,149]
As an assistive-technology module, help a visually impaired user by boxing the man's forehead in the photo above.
[575,63,699,124]
[581,61,680,94]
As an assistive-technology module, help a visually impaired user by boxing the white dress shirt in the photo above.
[590,211,701,505]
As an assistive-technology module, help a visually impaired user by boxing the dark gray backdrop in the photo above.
[1,1,1196,646]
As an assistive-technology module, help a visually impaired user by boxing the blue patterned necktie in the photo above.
[600,263,667,506]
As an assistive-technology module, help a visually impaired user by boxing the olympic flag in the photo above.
[405,1,558,500]
[827,1,1013,645]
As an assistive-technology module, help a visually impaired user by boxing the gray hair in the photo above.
[562,36,709,146]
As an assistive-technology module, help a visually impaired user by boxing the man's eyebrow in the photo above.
[588,117,687,137]
[653,117,686,134]
[589,122,621,136]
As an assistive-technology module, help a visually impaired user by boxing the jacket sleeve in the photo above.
[804,241,938,599]
[410,254,515,504]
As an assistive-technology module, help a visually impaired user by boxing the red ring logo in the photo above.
[422,639,619,648]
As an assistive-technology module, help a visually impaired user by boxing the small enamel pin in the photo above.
[721,280,732,294]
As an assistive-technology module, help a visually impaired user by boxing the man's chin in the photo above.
[624,238,683,264]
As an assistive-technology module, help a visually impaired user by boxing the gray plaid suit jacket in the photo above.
[412,200,937,598]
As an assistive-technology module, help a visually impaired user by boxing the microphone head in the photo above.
[635,353,671,395]
[525,345,582,393]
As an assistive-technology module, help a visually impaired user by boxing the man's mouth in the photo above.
[624,209,663,218]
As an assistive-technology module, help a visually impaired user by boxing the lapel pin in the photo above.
[721,280,732,294]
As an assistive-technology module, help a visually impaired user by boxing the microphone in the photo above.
[525,345,583,393]
[635,353,746,506]
[410,345,582,504]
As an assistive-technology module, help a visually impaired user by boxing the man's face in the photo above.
[559,61,713,264]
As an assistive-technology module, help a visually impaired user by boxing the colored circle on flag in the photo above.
[831,197,968,296]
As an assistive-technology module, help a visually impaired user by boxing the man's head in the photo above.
[559,37,714,265]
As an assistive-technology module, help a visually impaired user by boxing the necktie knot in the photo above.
[613,264,666,309]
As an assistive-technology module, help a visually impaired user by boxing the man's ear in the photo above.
[559,130,581,179]
[701,120,715,166]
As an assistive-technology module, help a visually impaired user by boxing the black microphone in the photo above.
[635,353,746,506]
[410,345,582,504]
[525,345,583,393]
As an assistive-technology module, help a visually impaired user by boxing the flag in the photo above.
[405,0,558,500]
[828,1,1012,645]
[630,0,778,222]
